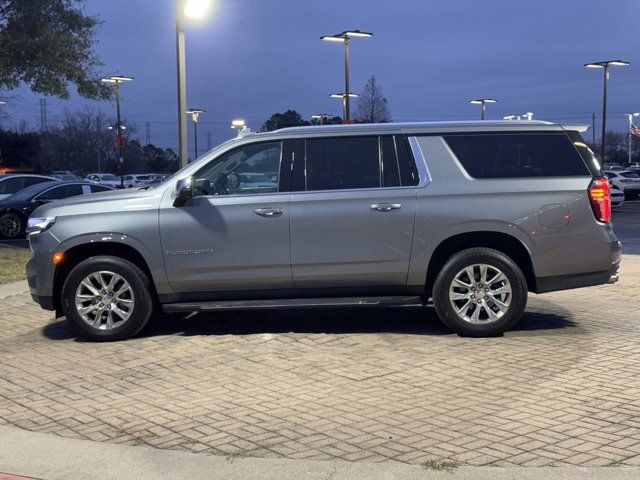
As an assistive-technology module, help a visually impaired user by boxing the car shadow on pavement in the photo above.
[41,305,575,341]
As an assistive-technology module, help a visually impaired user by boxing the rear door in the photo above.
[289,135,418,289]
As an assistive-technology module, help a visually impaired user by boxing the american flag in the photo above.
[631,124,640,137]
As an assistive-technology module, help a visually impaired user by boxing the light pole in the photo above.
[321,30,372,123]
[330,93,359,121]
[101,75,133,188]
[186,108,205,158]
[502,114,521,121]
[469,98,497,120]
[584,59,630,159]
[311,114,331,125]
[176,0,212,168]
[625,113,640,164]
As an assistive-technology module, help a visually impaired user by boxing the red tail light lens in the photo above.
[588,177,611,223]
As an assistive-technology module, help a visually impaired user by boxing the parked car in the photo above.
[0,181,113,239]
[51,171,81,181]
[123,174,154,188]
[0,174,58,201]
[26,121,620,341]
[610,185,624,208]
[623,162,640,170]
[604,170,640,199]
[85,173,122,188]
[603,163,624,171]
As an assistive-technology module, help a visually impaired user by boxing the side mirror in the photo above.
[174,177,194,207]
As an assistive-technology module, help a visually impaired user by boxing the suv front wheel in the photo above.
[432,247,528,337]
[61,256,154,341]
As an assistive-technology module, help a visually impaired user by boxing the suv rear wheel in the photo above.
[432,247,527,337]
[61,256,154,341]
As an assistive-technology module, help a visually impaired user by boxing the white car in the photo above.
[604,170,640,199]
[123,174,154,188]
[85,173,122,188]
[0,174,58,200]
[603,163,624,171]
[611,185,624,208]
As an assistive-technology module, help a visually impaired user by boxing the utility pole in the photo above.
[39,98,48,131]
[96,115,102,172]
[145,121,151,145]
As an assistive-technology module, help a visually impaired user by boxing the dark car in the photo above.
[0,181,113,239]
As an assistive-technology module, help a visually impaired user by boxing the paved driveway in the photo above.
[0,256,639,468]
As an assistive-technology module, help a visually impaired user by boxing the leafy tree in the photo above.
[260,110,310,132]
[310,116,343,126]
[355,75,391,123]
[0,0,107,99]
[0,130,40,170]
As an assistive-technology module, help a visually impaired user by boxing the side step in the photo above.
[162,296,426,313]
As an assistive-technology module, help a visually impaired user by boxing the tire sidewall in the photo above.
[61,256,153,341]
[433,248,528,337]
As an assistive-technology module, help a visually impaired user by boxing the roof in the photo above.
[268,120,589,136]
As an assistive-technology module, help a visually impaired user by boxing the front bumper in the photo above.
[26,232,59,311]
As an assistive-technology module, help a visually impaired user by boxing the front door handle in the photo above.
[253,207,284,217]
[370,203,402,212]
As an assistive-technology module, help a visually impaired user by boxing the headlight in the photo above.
[26,216,56,234]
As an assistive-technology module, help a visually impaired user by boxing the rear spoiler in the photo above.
[561,123,590,133]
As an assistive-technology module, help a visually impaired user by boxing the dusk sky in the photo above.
[4,0,640,154]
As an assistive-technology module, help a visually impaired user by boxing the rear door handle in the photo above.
[253,207,284,217]
[370,203,402,212]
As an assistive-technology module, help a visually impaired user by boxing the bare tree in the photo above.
[355,75,391,123]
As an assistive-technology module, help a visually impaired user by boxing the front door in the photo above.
[160,140,293,294]
[290,135,418,289]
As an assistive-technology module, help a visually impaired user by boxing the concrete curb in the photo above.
[1,426,639,480]
[0,280,28,299]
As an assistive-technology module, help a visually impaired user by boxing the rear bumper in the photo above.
[536,246,621,293]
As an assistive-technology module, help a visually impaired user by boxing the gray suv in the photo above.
[25,121,621,341]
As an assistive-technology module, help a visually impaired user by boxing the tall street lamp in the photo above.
[321,30,372,123]
[584,59,630,159]
[625,112,640,164]
[186,108,205,158]
[231,119,247,136]
[101,75,133,188]
[469,98,497,120]
[311,114,331,125]
[330,93,359,122]
[176,0,212,168]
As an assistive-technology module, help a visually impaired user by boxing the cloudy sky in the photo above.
[4,0,640,153]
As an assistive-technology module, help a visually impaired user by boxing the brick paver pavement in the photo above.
[0,256,639,467]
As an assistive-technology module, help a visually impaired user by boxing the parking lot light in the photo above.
[231,119,247,136]
[584,59,631,159]
[330,93,360,122]
[101,75,133,188]
[184,0,211,19]
[312,114,331,125]
[469,98,497,120]
[186,108,205,158]
[321,30,373,122]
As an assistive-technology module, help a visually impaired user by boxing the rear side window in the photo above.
[443,133,591,178]
[305,137,379,191]
[91,185,112,193]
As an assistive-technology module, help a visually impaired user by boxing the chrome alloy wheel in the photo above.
[74,271,135,330]
[448,263,512,324]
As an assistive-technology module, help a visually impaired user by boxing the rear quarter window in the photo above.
[443,133,591,178]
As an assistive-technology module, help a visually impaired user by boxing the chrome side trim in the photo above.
[407,136,432,188]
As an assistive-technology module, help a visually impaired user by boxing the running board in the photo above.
[162,296,426,313]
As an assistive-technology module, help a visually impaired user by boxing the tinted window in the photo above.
[24,177,52,188]
[604,172,617,178]
[195,141,281,196]
[305,137,380,191]
[565,131,602,176]
[380,136,401,187]
[0,177,25,194]
[91,185,112,193]
[38,184,84,200]
[396,135,420,186]
[621,171,640,178]
[444,133,591,178]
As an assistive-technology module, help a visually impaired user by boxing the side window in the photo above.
[380,136,401,187]
[194,141,282,196]
[91,185,112,193]
[38,184,84,201]
[443,133,591,178]
[305,136,380,191]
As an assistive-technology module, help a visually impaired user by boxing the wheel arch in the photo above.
[425,231,537,296]
[53,242,157,315]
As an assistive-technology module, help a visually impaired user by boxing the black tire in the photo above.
[61,255,154,341]
[432,247,528,337]
[0,211,24,239]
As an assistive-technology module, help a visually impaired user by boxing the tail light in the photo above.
[588,177,611,223]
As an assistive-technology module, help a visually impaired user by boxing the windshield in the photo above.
[2,181,59,202]
[621,172,640,179]
[100,174,119,181]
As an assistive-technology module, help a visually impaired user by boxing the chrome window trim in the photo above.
[407,136,432,188]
